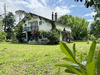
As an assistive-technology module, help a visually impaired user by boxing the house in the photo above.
[20,12,71,44]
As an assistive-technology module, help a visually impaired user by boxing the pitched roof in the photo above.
[29,12,54,22]
[17,12,71,27]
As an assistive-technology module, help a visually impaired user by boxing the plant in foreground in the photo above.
[55,41,100,75]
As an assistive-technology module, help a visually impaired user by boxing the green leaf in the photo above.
[62,57,76,63]
[66,66,82,75]
[97,51,100,75]
[65,69,75,74]
[55,63,78,67]
[80,53,82,62]
[87,41,96,64]
[60,42,75,61]
[87,61,95,75]
[73,43,76,58]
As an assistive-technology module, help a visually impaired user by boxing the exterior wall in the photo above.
[56,23,71,32]
[22,16,52,42]
[39,19,52,31]
[22,15,71,43]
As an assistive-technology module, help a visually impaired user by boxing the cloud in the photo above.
[87,19,94,27]
[84,12,97,17]
[55,6,71,17]
[70,5,77,8]
[58,0,62,3]
[41,0,47,6]
[87,19,94,22]
[80,5,84,7]
[0,0,71,22]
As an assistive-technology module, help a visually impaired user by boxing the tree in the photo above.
[58,15,89,40]
[90,20,100,38]
[0,20,3,30]
[3,12,15,39]
[75,0,100,20]
[0,30,6,42]
[15,10,27,22]
[15,22,24,43]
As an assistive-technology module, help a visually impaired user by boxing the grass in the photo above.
[0,41,100,75]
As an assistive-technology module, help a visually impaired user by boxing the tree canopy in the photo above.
[3,12,15,39]
[58,15,89,40]
[90,20,100,38]
[15,10,27,22]
[75,0,100,20]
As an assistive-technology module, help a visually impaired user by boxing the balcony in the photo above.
[24,26,39,31]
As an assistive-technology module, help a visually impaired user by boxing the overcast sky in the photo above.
[0,0,96,25]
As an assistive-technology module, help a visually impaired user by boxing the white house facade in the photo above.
[20,12,71,44]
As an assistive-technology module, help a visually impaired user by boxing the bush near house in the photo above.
[31,30,40,41]
[15,22,24,43]
[62,31,73,43]
[0,30,6,42]
[47,30,60,44]
[40,30,60,44]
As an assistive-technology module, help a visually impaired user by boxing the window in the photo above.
[39,21,42,25]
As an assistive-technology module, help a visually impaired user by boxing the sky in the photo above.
[0,0,97,26]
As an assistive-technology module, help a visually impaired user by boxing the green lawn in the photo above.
[0,41,100,75]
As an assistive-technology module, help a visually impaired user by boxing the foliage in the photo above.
[62,31,73,43]
[0,20,3,30]
[40,30,48,38]
[58,15,89,40]
[89,35,96,41]
[31,30,40,41]
[40,30,60,44]
[96,38,100,43]
[90,20,100,38]
[51,21,56,30]
[0,30,6,42]
[15,10,27,22]
[47,30,60,44]
[75,0,100,20]
[15,22,24,43]
[3,12,15,39]
[55,41,100,75]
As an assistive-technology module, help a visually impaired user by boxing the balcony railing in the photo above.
[24,26,39,31]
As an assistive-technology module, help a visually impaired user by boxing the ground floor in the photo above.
[23,31,72,44]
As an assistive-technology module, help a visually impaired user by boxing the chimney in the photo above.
[55,12,57,22]
[52,12,54,21]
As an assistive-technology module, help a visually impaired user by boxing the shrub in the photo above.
[15,22,24,43]
[89,35,96,41]
[31,30,40,41]
[55,41,100,75]
[47,30,60,44]
[40,30,47,38]
[96,38,100,43]
[62,31,73,43]
[0,30,6,42]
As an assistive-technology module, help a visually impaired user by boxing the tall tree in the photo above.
[58,15,89,40]
[3,12,15,39]
[90,20,100,38]
[15,10,27,22]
